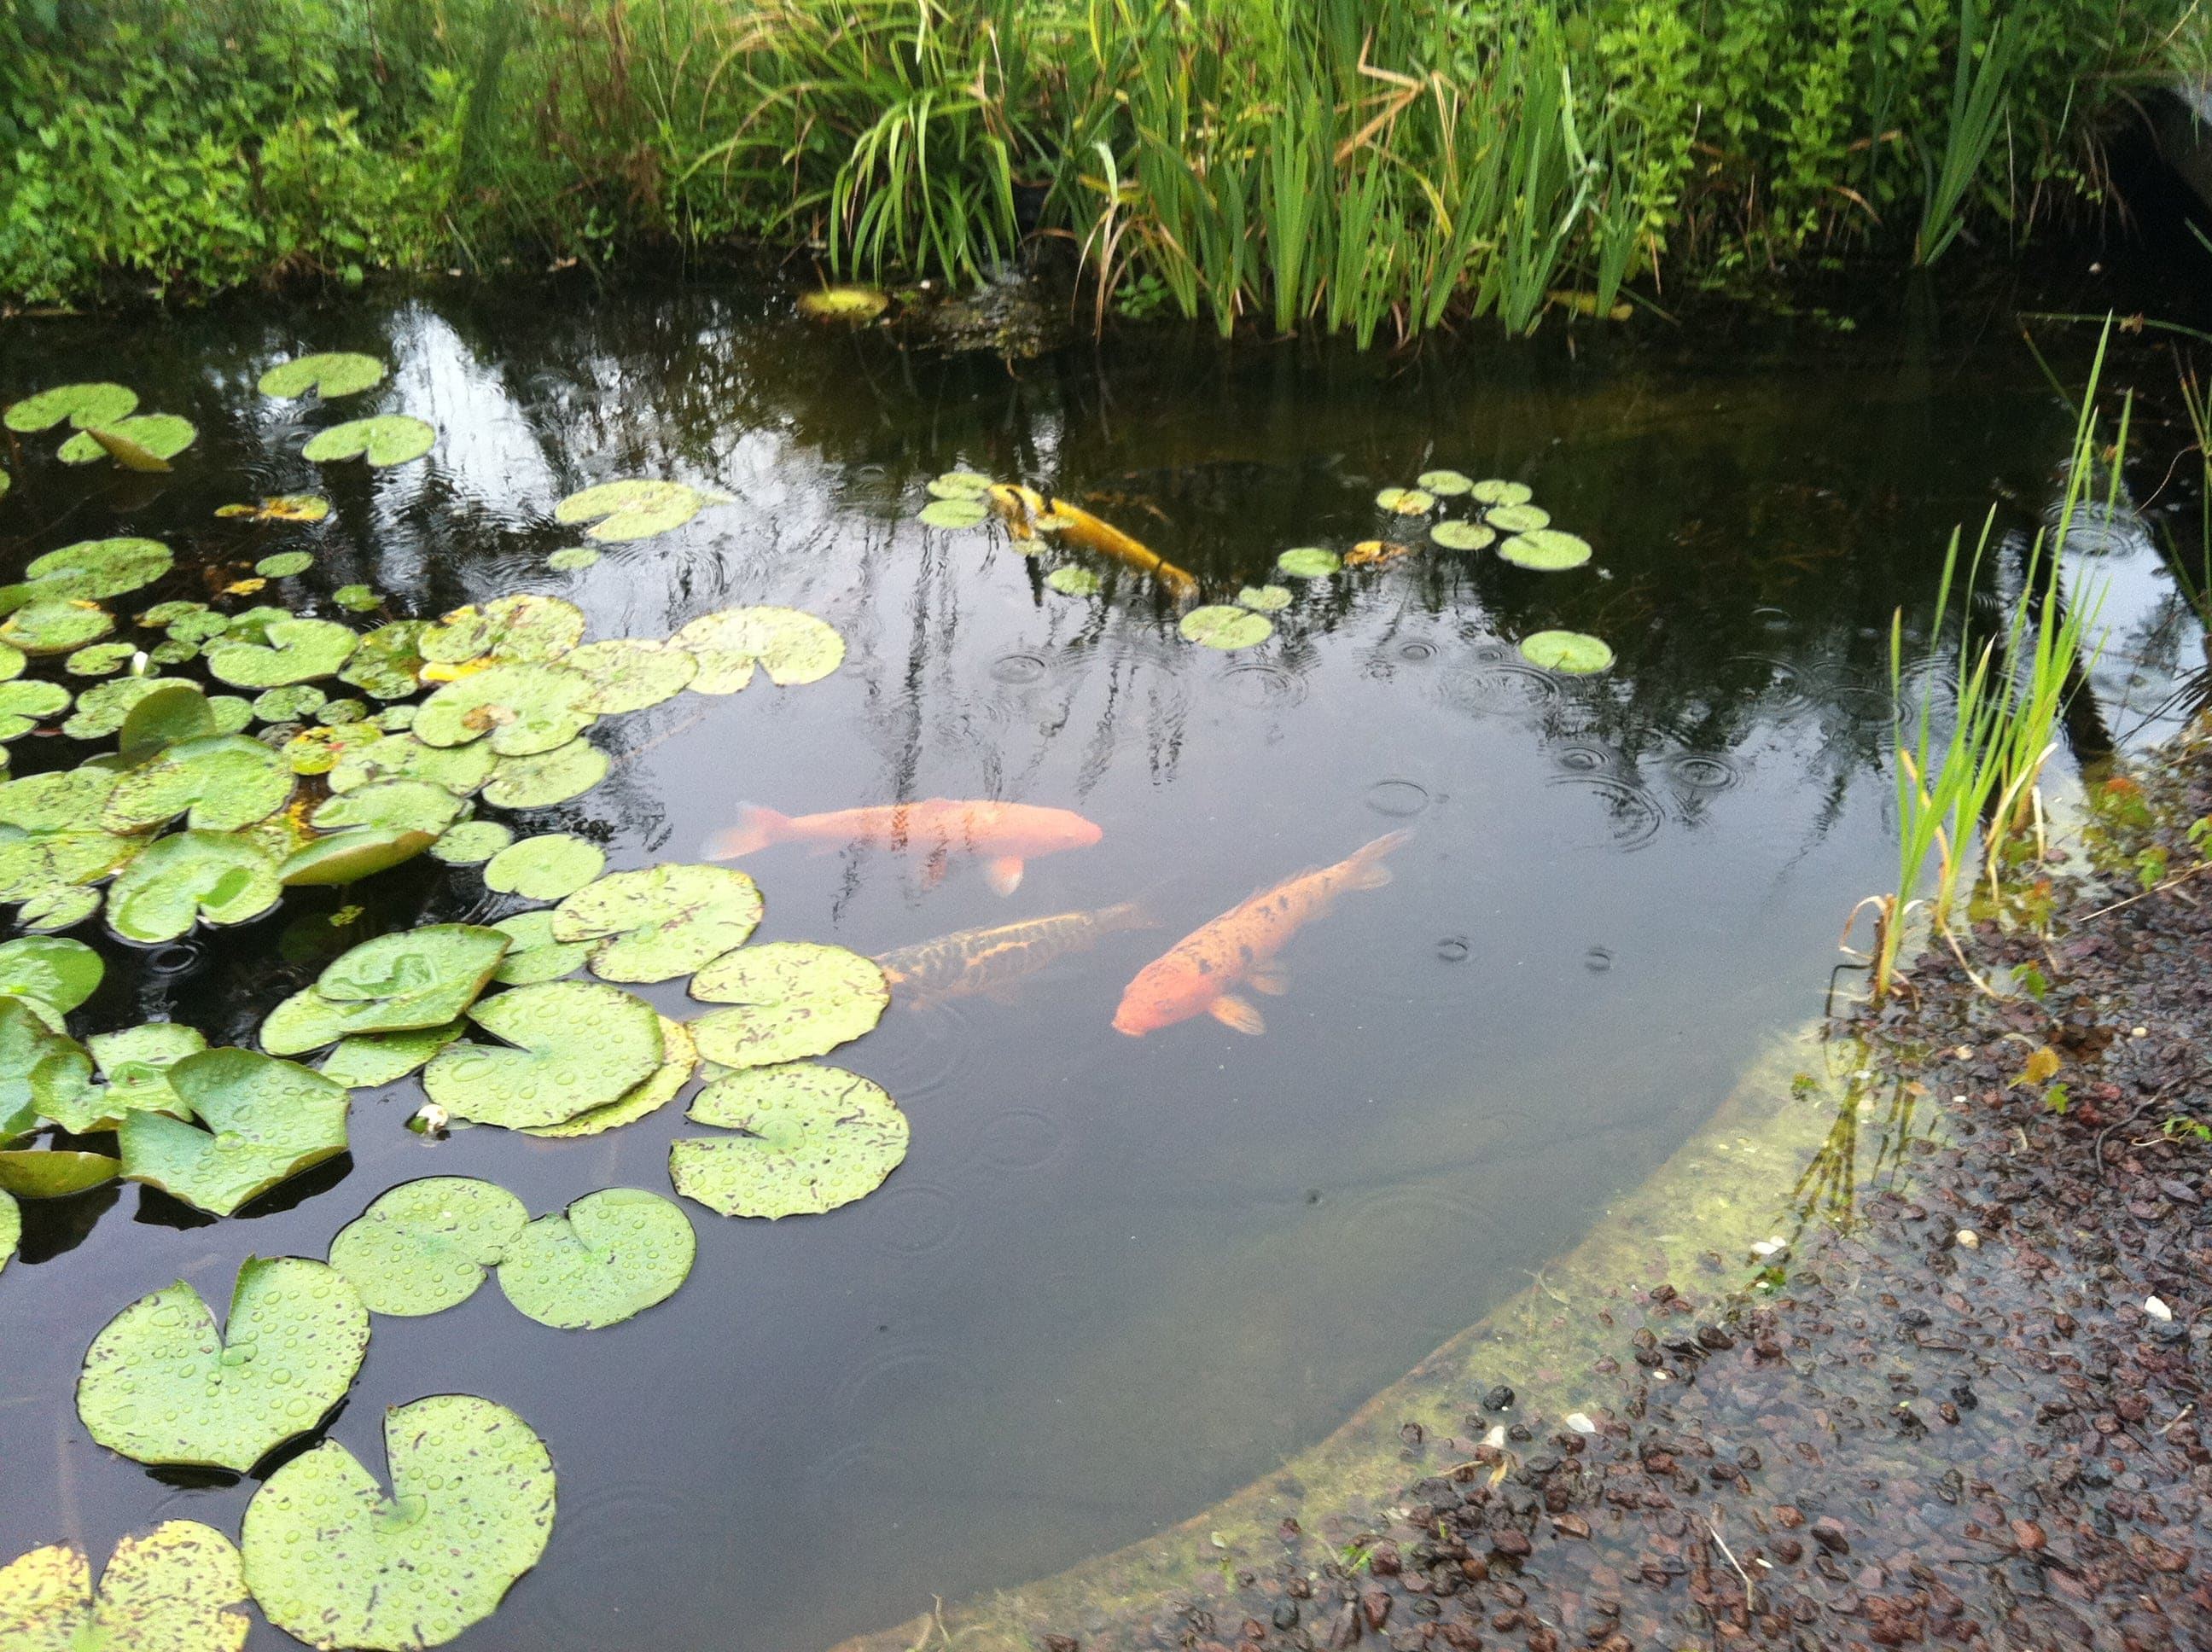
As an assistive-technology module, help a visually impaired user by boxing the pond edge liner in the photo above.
[825,1015,1883,1652]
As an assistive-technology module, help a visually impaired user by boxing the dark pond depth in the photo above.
[0,287,2191,1651]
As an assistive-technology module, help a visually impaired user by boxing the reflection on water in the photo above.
[0,285,2177,1652]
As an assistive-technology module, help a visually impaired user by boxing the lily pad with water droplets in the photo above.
[20,537,173,602]
[317,1021,465,1091]
[278,828,437,887]
[564,638,696,713]
[76,1255,370,1469]
[413,662,597,756]
[0,765,121,833]
[522,1017,693,1137]
[0,936,103,1019]
[425,980,663,1129]
[206,619,359,688]
[65,676,168,740]
[1499,528,1592,571]
[1470,479,1533,506]
[261,926,509,1056]
[59,416,197,466]
[1237,585,1292,612]
[1430,519,1495,551]
[106,832,282,944]
[480,738,608,810]
[0,678,70,739]
[482,835,603,900]
[553,480,712,543]
[487,911,590,986]
[0,1143,120,1199]
[1046,566,1100,596]
[258,352,386,399]
[86,1022,206,1123]
[1375,486,1435,515]
[496,1187,695,1329]
[546,547,600,573]
[1277,547,1342,579]
[2,600,113,655]
[1486,503,1551,532]
[302,416,435,467]
[550,864,762,984]
[428,820,513,866]
[1417,469,1474,496]
[5,382,137,433]
[421,596,585,667]
[0,1521,249,1652]
[256,551,314,579]
[118,1049,350,1216]
[1519,630,1615,674]
[919,497,989,529]
[103,736,294,834]
[689,942,888,1069]
[670,1062,907,1219]
[311,778,467,839]
[242,1393,555,1652]
[1179,605,1273,651]
[673,606,847,693]
[327,1177,529,1315]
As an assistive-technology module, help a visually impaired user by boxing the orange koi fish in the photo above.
[705,800,1103,895]
[1112,830,1411,1037]
[987,483,1200,600]
[876,902,1157,1009]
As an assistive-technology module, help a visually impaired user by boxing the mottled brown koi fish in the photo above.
[876,903,1157,1009]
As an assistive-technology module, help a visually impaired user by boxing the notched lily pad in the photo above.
[260,926,509,1055]
[1470,479,1533,506]
[0,1521,249,1652]
[1430,519,1495,551]
[22,537,173,602]
[551,864,762,983]
[64,643,134,678]
[428,820,513,866]
[259,352,386,399]
[6,382,137,432]
[496,1187,695,1329]
[338,623,425,699]
[301,416,436,467]
[420,596,585,666]
[1417,469,1474,496]
[87,1021,206,1122]
[1236,585,1292,612]
[413,663,597,756]
[107,832,282,944]
[0,936,104,1017]
[1375,486,1435,515]
[672,607,846,693]
[2,600,114,656]
[329,731,497,797]
[1486,503,1551,532]
[552,480,714,543]
[670,1062,907,1219]
[206,619,359,688]
[564,638,696,713]
[689,941,888,1068]
[1179,605,1273,651]
[1277,547,1342,579]
[482,834,603,900]
[328,1177,529,1316]
[67,676,168,740]
[317,1021,466,1091]
[424,980,663,1130]
[487,910,590,986]
[0,679,71,740]
[59,416,197,467]
[119,1049,351,1216]
[311,778,467,838]
[919,497,988,529]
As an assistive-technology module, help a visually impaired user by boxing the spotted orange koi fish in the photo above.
[876,903,1158,1009]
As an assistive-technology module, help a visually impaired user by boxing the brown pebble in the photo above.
[2010,1520,2046,1552]
[1490,1530,1531,1560]
[1526,1632,1560,1652]
[1773,1505,1805,1529]
[1044,1638,1079,1652]
[1772,1538,1803,1564]
[1551,1514,1592,1539]
[1810,1517,1849,1555]
[1363,1589,1392,1631]
[1441,1626,1481,1651]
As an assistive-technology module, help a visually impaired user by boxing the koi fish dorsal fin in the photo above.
[984,856,1025,896]
[704,805,790,860]
[1209,995,1266,1035]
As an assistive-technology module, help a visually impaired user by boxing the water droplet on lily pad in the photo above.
[1519,630,1615,674]
[22,537,173,602]
[1499,529,1591,571]
[258,352,387,399]
[670,1062,907,1219]
[496,1187,696,1329]
[260,925,510,1056]
[206,619,360,688]
[302,416,435,468]
[117,1049,351,1216]
[413,662,597,755]
[106,832,282,943]
[554,480,719,543]
[328,1177,528,1315]
[521,1016,693,1137]
[564,638,695,713]
[426,980,664,1130]
[1277,548,1341,579]
[483,834,604,901]
[486,910,591,986]
[1179,606,1273,650]
[550,864,763,983]
[0,1520,248,1649]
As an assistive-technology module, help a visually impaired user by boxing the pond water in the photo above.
[0,285,2191,1651]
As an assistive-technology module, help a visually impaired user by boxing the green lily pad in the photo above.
[1277,547,1342,579]
[16,885,103,934]
[919,497,989,529]
[1498,529,1592,571]
[1179,605,1273,650]
[482,835,603,900]
[148,639,198,666]
[76,1255,369,1469]
[551,864,763,983]
[103,736,294,834]
[672,606,846,693]
[0,642,21,681]
[421,596,585,666]
[428,820,513,865]
[0,765,123,835]
[334,585,382,614]
[118,1049,351,1216]
[317,1021,465,1090]
[1237,584,1292,612]
[337,624,424,699]
[5,382,137,432]
[0,1146,120,1198]
[65,643,134,677]
[253,684,327,723]
[1430,519,1495,550]
[107,832,282,943]
[318,698,367,724]
[480,738,608,810]
[22,537,173,602]
[278,828,436,887]
[139,601,207,628]
[553,480,712,542]
[928,470,992,498]
[329,731,496,796]
[241,1393,555,1652]
[564,638,696,713]
[259,352,387,399]
[1417,469,1474,496]
[689,942,888,1069]
[521,1016,693,1137]
[311,778,467,837]
[1375,486,1435,515]
[1518,630,1615,674]
[371,706,417,730]
[282,721,381,775]
[0,1521,249,1652]
[546,547,600,573]
[425,980,663,1130]
[206,618,359,687]
[487,910,590,986]
[255,551,314,579]
[260,926,509,1055]
[413,663,597,756]
[669,1062,907,1219]
[2,601,114,655]
[0,1188,14,1270]
[59,415,197,465]
[1046,566,1101,596]
[1486,503,1551,532]
[496,1188,694,1329]
[1470,479,1533,506]
[0,678,70,738]
[0,936,103,1016]
[86,1022,206,1122]
[327,1177,529,1316]
[66,676,168,740]
[301,416,436,467]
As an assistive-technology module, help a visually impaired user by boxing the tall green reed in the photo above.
[1915,0,2025,265]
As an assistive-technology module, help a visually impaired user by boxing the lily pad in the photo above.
[564,638,696,713]
[328,731,497,797]
[253,685,327,723]
[553,480,711,543]
[103,736,293,834]
[918,497,988,530]
[260,926,509,1055]
[16,885,103,934]
[424,980,663,1129]
[206,618,359,687]
[311,778,467,838]
[689,942,888,1069]
[0,1189,13,1271]
[317,1021,465,1090]
[1237,584,1292,612]
[0,1146,121,1198]
[1470,479,1533,506]
[1046,566,1101,596]
[302,416,436,468]
[546,547,600,573]
[328,1177,529,1316]
[0,765,124,835]
[1518,630,1615,674]
[107,832,282,943]
[59,416,197,466]
[65,643,134,677]
[1430,519,1495,550]
[282,722,381,775]
[480,738,609,810]
[928,470,992,497]
[259,352,386,399]
[1375,486,1435,515]
[1179,605,1273,650]
[278,828,436,887]
[5,382,137,432]
[148,639,198,666]
[76,1255,369,1469]
[428,820,513,865]
[118,1049,351,1216]
[521,1016,693,1137]
[487,911,591,986]
[552,864,763,984]
[1277,547,1342,579]
[1486,503,1551,532]
[334,585,382,613]
[1417,469,1474,496]
[256,551,315,579]
[483,834,603,900]
[66,676,169,740]
[22,537,173,602]
[2,600,113,655]
[0,678,70,738]
[798,284,888,321]
[672,606,846,692]
[1498,529,1592,571]
[241,1393,555,1652]
[421,596,585,666]
[413,662,597,756]
[0,936,103,1016]
[0,642,21,681]
[497,1186,695,1329]
[0,1521,249,1652]
[337,623,425,699]
[217,493,331,524]
[86,1022,206,1122]
[669,1062,908,1219]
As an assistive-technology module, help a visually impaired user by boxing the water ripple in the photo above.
[1218,660,1310,711]
[1433,662,1562,720]
[1364,779,1432,819]
[1663,750,1743,792]
[1547,773,1668,851]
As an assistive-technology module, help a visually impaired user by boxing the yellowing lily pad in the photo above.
[1498,529,1592,571]
[689,941,888,1069]
[669,1062,907,1219]
[672,606,846,693]
[258,352,386,399]
[553,480,713,543]
[1375,486,1435,515]
[327,1177,529,1316]
[216,493,330,524]
[798,284,888,322]
[495,1187,696,1329]
[106,832,282,943]
[302,416,435,467]
[1518,630,1615,674]
[59,416,197,466]
[118,1049,351,1216]
[424,980,663,1129]
[0,1521,248,1652]
[551,864,763,983]
[1179,605,1273,650]
[5,382,137,432]
[483,834,604,900]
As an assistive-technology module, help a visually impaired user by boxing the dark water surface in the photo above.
[0,286,2185,1650]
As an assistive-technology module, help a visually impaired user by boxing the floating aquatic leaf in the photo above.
[64,643,133,677]
[302,416,435,467]
[15,883,101,934]
[564,638,696,713]
[148,639,197,666]
[252,684,327,723]
[224,578,268,597]
[480,738,609,810]
[0,766,119,833]
[328,731,496,797]
[1046,566,1101,596]
[0,1521,250,1652]
[1375,486,1435,515]
[0,1190,15,1272]
[255,550,314,579]
[2,600,113,655]
[1430,519,1495,551]
[0,678,70,738]
[242,1393,554,1652]
[1179,605,1273,651]
[258,352,386,399]
[0,1144,120,1198]
[311,778,467,838]
[1499,528,1592,571]
[337,622,424,698]
[319,698,367,724]
[428,820,513,866]
[334,585,382,614]
[1236,584,1292,612]
[522,1017,693,1137]
[421,596,585,666]
[119,1049,351,1216]
[673,606,847,692]
[65,676,166,739]
[139,601,207,628]
[424,980,663,1129]
[217,493,331,524]
[0,936,103,1017]
[21,537,173,602]
[413,662,597,756]
[77,1255,369,1469]
[5,382,137,432]
[670,1062,907,1219]
[1470,479,1533,506]
[546,547,600,573]
[1417,469,1474,496]
[107,832,282,943]
[86,1022,206,1122]
[488,911,591,986]
[206,618,359,687]
[1344,539,1414,567]
[551,864,762,983]
[918,497,989,529]
[928,470,992,498]
[103,736,294,834]
[497,1186,696,1329]
[690,942,888,1069]
[483,834,603,900]
[798,284,888,322]
[283,721,381,775]
[553,480,712,543]
[317,1021,465,1090]
[1277,547,1342,579]
[278,827,436,887]
[372,705,416,730]
[260,926,509,1055]
[59,416,197,466]
[328,1177,528,1315]
[0,642,21,681]
[1518,630,1615,674]
[1486,503,1551,532]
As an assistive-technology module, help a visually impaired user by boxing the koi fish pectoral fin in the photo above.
[984,856,1025,896]
[1208,995,1266,1035]
[1245,969,1291,997]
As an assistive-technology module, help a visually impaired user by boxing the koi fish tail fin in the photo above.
[703,805,789,861]
[1097,900,1163,932]
[1345,828,1414,890]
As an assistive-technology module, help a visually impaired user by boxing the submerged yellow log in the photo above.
[987,484,1200,601]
